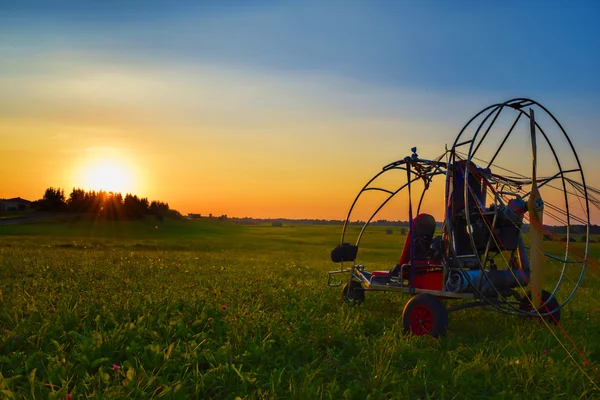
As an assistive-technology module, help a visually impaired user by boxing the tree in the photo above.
[40,187,66,212]
[167,209,185,221]
[139,197,149,214]
[102,192,123,220]
[124,194,145,219]
[68,188,88,212]
[150,201,169,220]
[35,186,182,221]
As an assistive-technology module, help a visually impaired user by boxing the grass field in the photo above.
[1,218,600,399]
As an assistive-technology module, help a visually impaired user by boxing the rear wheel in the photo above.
[519,289,560,323]
[402,293,448,337]
[342,280,365,303]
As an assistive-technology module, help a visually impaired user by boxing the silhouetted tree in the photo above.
[167,209,184,221]
[102,192,123,220]
[124,194,142,219]
[121,194,150,219]
[68,188,88,212]
[139,197,149,214]
[39,187,67,212]
[149,200,169,220]
[36,187,181,221]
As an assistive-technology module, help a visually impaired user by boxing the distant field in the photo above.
[1,219,600,399]
[0,211,34,220]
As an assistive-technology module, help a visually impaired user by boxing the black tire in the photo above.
[402,293,449,337]
[519,290,561,323]
[342,280,365,303]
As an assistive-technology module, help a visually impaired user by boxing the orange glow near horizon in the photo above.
[1,56,600,223]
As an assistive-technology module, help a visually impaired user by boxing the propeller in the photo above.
[528,108,544,309]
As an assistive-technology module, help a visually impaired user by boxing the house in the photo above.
[0,197,33,212]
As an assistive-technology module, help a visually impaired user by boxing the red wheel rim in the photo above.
[409,305,434,336]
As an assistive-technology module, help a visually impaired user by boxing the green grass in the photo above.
[1,220,600,399]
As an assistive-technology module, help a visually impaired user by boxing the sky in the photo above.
[1,0,599,221]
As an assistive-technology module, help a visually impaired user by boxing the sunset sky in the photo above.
[1,1,599,221]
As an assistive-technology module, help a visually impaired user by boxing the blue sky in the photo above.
[1,0,599,219]
[3,0,599,98]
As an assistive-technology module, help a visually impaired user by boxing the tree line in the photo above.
[33,187,182,220]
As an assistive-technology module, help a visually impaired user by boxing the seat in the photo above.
[392,213,438,279]
[399,213,437,265]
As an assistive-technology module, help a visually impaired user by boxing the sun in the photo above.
[79,158,136,194]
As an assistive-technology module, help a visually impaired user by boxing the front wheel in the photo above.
[342,280,365,303]
[402,293,449,337]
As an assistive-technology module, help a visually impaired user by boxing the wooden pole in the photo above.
[528,108,544,309]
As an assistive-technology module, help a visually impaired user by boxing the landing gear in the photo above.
[402,293,449,337]
[342,280,365,303]
[519,290,561,323]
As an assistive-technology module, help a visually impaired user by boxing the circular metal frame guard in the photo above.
[446,98,590,317]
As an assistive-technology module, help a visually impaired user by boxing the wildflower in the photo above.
[288,323,293,330]
[208,317,213,322]
[543,349,549,355]
[584,361,590,366]
[188,319,193,323]
[221,305,227,311]
[113,364,121,371]
[54,295,59,300]
[272,308,277,313]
